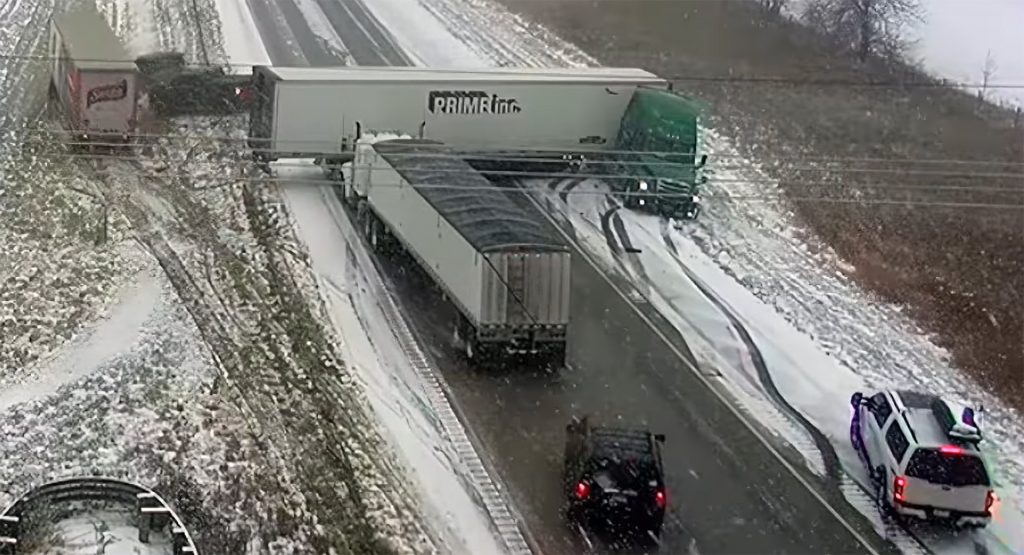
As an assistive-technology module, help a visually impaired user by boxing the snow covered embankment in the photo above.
[107,115,438,553]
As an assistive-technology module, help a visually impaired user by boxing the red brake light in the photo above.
[985,490,996,513]
[655,489,667,509]
[893,475,906,504]
[575,481,590,500]
[940,445,964,455]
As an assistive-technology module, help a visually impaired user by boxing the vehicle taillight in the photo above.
[940,445,964,455]
[655,489,667,509]
[893,475,906,504]
[985,490,996,514]
[575,481,590,500]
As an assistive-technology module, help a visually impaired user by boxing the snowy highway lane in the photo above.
[229,0,410,66]
[268,164,884,554]
[524,177,1024,555]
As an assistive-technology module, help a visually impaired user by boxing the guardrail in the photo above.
[0,476,199,555]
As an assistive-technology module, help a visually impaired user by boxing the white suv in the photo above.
[850,389,995,528]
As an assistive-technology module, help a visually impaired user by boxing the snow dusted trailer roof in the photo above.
[257,65,666,85]
[373,139,566,252]
[51,4,136,72]
[359,137,571,333]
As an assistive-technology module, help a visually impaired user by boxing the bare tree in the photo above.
[759,0,787,17]
[801,0,922,62]
[979,50,998,103]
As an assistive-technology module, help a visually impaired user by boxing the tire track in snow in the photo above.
[654,223,933,555]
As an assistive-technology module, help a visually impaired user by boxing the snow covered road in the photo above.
[524,176,1024,555]
[226,0,410,66]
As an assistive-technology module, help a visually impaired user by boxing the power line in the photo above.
[10,53,1024,90]
[60,165,1023,209]
[11,128,1024,169]
[16,160,1024,196]
[9,145,1024,193]
[14,146,1024,181]
[11,143,1024,187]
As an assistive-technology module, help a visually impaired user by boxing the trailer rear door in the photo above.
[80,71,137,137]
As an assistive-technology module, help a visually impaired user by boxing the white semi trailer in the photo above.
[247,65,669,164]
[341,134,572,363]
[48,3,140,145]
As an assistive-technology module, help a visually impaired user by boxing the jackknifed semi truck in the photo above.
[247,65,708,221]
[246,65,669,162]
[340,133,572,364]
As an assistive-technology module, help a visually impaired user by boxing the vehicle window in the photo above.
[885,423,909,462]
[871,393,892,426]
[590,457,658,490]
[906,449,991,487]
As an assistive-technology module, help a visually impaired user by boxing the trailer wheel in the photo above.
[369,219,380,251]
[452,317,480,362]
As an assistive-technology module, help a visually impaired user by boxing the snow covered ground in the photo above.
[0,255,291,550]
[2,2,441,554]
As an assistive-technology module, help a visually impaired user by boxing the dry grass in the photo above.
[492,0,1024,409]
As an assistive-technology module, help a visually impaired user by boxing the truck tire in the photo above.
[548,344,568,369]
[451,317,482,362]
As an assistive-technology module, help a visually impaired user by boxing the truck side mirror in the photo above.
[654,433,666,443]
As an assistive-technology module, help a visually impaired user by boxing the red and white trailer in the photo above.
[48,3,139,146]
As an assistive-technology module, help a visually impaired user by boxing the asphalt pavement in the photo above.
[243,3,893,553]
[245,0,410,66]
[365,195,890,554]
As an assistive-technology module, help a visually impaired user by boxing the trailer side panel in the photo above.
[364,145,486,323]
[254,66,670,160]
[372,139,570,329]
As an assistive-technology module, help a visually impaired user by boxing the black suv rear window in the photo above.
[906,449,990,487]
[589,457,660,490]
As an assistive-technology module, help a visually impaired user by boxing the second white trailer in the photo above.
[345,134,571,362]
[247,65,669,162]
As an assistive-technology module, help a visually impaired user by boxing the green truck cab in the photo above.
[615,88,707,221]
